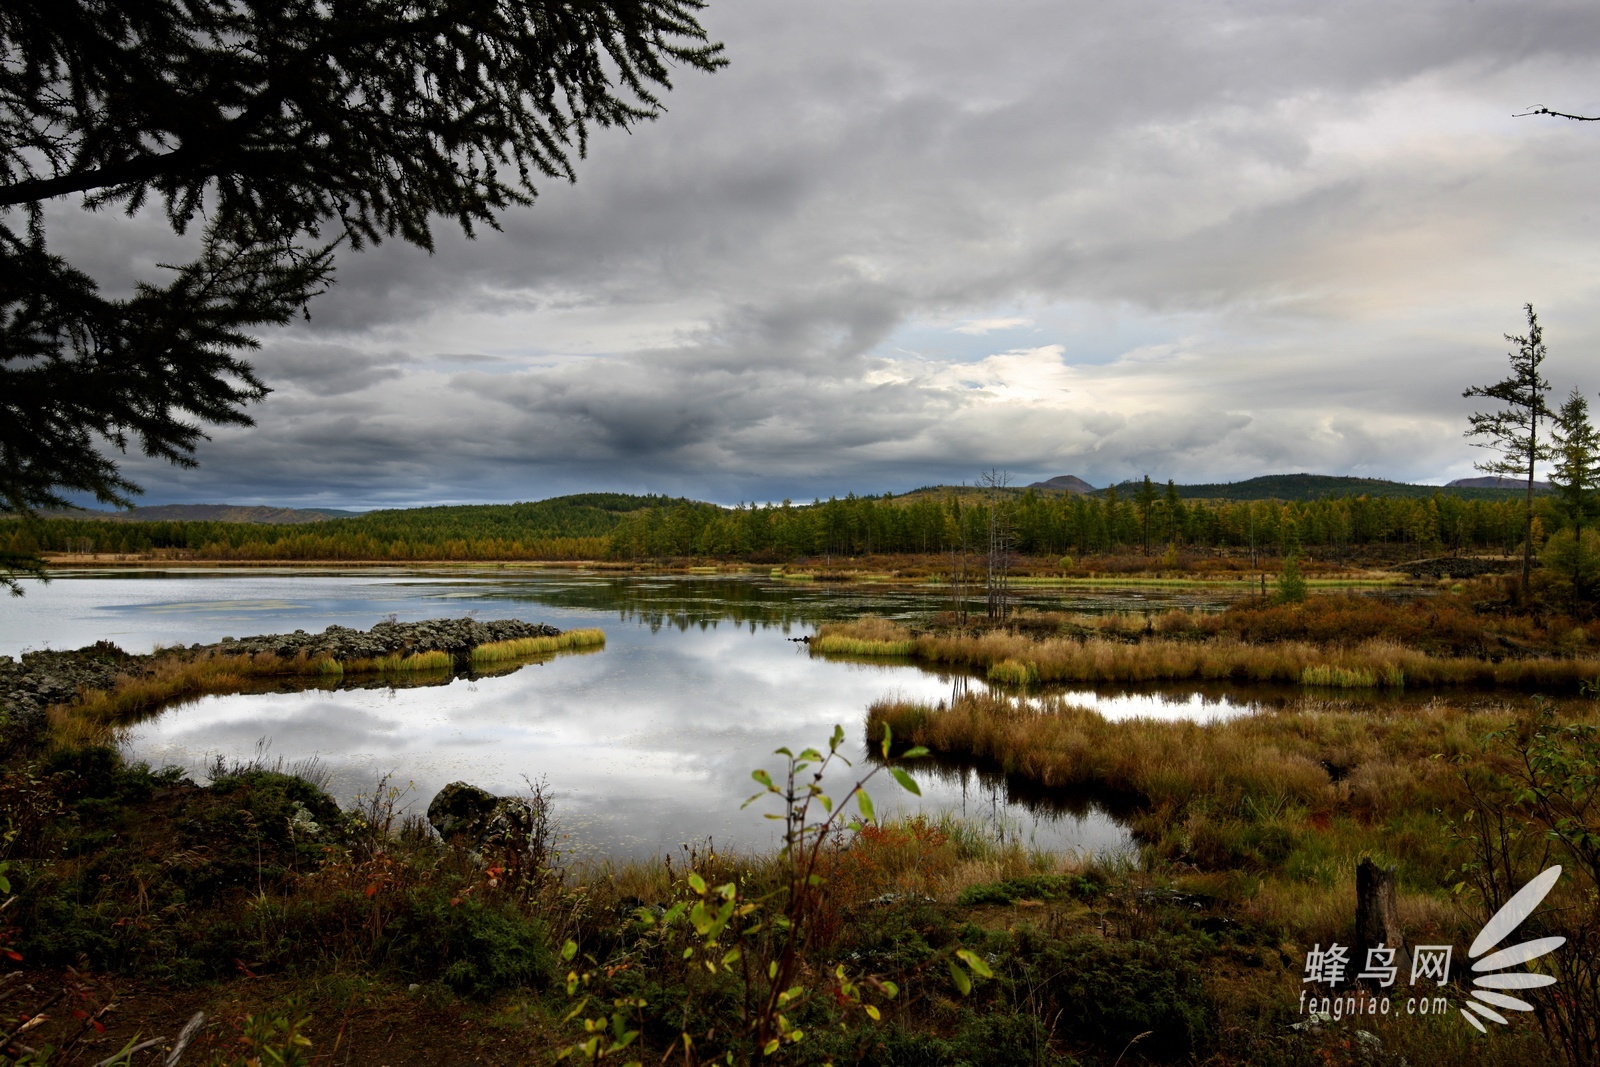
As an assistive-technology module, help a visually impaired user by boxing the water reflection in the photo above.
[6,568,1288,859]
[4,566,1264,657]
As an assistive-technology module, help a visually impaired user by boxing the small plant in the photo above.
[234,1010,314,1067]
[557,724,990,1065]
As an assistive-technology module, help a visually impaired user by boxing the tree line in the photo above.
[4,488,1553,563]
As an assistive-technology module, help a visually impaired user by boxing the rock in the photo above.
[427,782,500,841]
[0,617,566,751]
[218,617,562,662]
[479,797,542,849]
[426,782,544,850]
[0,642,131,748]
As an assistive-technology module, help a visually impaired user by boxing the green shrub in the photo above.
[957,874,1103,906]
[1017,931,1210,1059]
[380,892,553,998]
[950,1010,1068,1067]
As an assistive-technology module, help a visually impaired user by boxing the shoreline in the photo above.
[34,554,1422,590]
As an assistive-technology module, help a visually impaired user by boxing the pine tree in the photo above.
[1547,388,1600,608]
[1463,304,1554,594]
[1134,475,1157,556]
[0,0,724,590]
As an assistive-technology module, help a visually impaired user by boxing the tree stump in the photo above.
[1354,858,1409,988]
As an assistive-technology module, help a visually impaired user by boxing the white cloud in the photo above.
[952,316,1034,335]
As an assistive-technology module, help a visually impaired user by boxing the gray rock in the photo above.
[427,781,499,840]
[426,782,544,850]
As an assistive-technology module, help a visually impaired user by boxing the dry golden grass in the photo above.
[864,691,1558,896]
[569,811,1073,924]
[335,649,455,674]
[874,627,1600,692]
[876,690,1529,809]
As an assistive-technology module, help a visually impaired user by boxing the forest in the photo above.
[2,484,1553,563]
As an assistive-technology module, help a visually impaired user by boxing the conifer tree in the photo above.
[0,0,724,590]
[1547,388,1600,606]
[1463,304,1554,594]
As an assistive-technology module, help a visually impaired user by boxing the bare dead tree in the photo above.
[979,469,1014,622]
[946,494,970,629]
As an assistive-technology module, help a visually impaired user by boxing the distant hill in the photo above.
[1447,476,1551,491]
[45,504,359,524]
[1025,475,1097,494]
[315,494,711,541]
[1108,473,1544,502]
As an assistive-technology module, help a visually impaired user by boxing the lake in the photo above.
[4,567,1266,859]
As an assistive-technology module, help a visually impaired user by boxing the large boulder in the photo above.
[427,781,542,850]
[427,782,498,840]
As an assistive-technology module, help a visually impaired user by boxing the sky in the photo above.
[54,0,1600,509]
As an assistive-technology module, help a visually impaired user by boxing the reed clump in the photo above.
[1299,663,1404,688]
[810,617,915,656]
[468,628,606,663]
[894,627,1600,692]
[986,658,1038,686]
[865,691,1544,889]
[334,649,455,674]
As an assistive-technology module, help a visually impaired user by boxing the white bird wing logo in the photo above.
[1461,866,1565,1033]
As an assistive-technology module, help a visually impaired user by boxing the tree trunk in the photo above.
[1524,462,1536,595]
[1354,858,1408,988]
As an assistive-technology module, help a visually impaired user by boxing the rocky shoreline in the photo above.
[0,617,564,742]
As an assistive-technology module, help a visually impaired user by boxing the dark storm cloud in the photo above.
[89,0,1600,506]
[253,343,413,396]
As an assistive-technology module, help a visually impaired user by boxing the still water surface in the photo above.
[5,568,1261,858]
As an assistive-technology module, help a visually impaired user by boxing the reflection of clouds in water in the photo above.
[1035,689,1257,722]
[119,624,1005,856]
[22,568,1258,858]
[120,619,1247,857]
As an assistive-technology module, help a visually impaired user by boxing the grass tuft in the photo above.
[986,658,1038,686]
[810,617,915,657]
[1300,664,1404,688]
[469,629,606,664]
[340,649,455,673]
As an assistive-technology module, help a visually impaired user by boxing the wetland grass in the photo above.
[468,628,606,663]
[809,616,915,656]
[327,649,455,674]
[814,609,1600,692]
[864,689,1550,903]
[1299,663,1405,688]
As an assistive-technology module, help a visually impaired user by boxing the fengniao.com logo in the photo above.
[1298,865,1564,1033]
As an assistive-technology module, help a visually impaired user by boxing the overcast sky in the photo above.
[63,0,1600,508]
